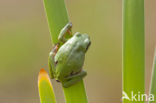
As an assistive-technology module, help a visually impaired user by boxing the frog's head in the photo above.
[75,32,91,52]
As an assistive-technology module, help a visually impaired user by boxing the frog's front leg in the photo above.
[62,70,87,87]
[58,22,72,43]
[48,44,59,79]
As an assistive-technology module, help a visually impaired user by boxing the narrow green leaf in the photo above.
[149,50,156,103]
[63,80,88,103]
[123,0,145,102]
[43,0,88,103]
[43,0,69,43]
[38,69,57,103]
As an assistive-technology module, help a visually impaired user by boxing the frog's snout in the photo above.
[83,34,91,52]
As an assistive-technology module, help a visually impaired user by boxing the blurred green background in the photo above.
[0,0,155,103]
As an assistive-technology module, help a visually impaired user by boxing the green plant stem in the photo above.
[43,0,69,44]
[63,80,88,103]
[149,50,156,103]
[123,0,145,102]
[43,0,88,103]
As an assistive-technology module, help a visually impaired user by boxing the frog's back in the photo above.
[55,40,85,79]
[55,36,82,63]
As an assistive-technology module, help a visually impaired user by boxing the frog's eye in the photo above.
[86,41,91,52]
[75,32,81,37]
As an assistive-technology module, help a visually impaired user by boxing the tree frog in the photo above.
[48,22,91,87]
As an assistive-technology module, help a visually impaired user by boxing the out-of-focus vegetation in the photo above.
[0,0,155,103]
[38,69,56,103]
[149,51,156,103]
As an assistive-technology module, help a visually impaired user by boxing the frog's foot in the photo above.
[48,44,59,79]
[62,70,87,88]
[58,22,72,43]
[52,44,60,54]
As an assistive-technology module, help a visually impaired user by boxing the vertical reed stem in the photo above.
[43,0,88,102]
[123,0,145,102]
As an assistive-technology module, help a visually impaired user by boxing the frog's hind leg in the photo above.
[62,70,87,88]
[48,44,59,79]
[58,22,72,43]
